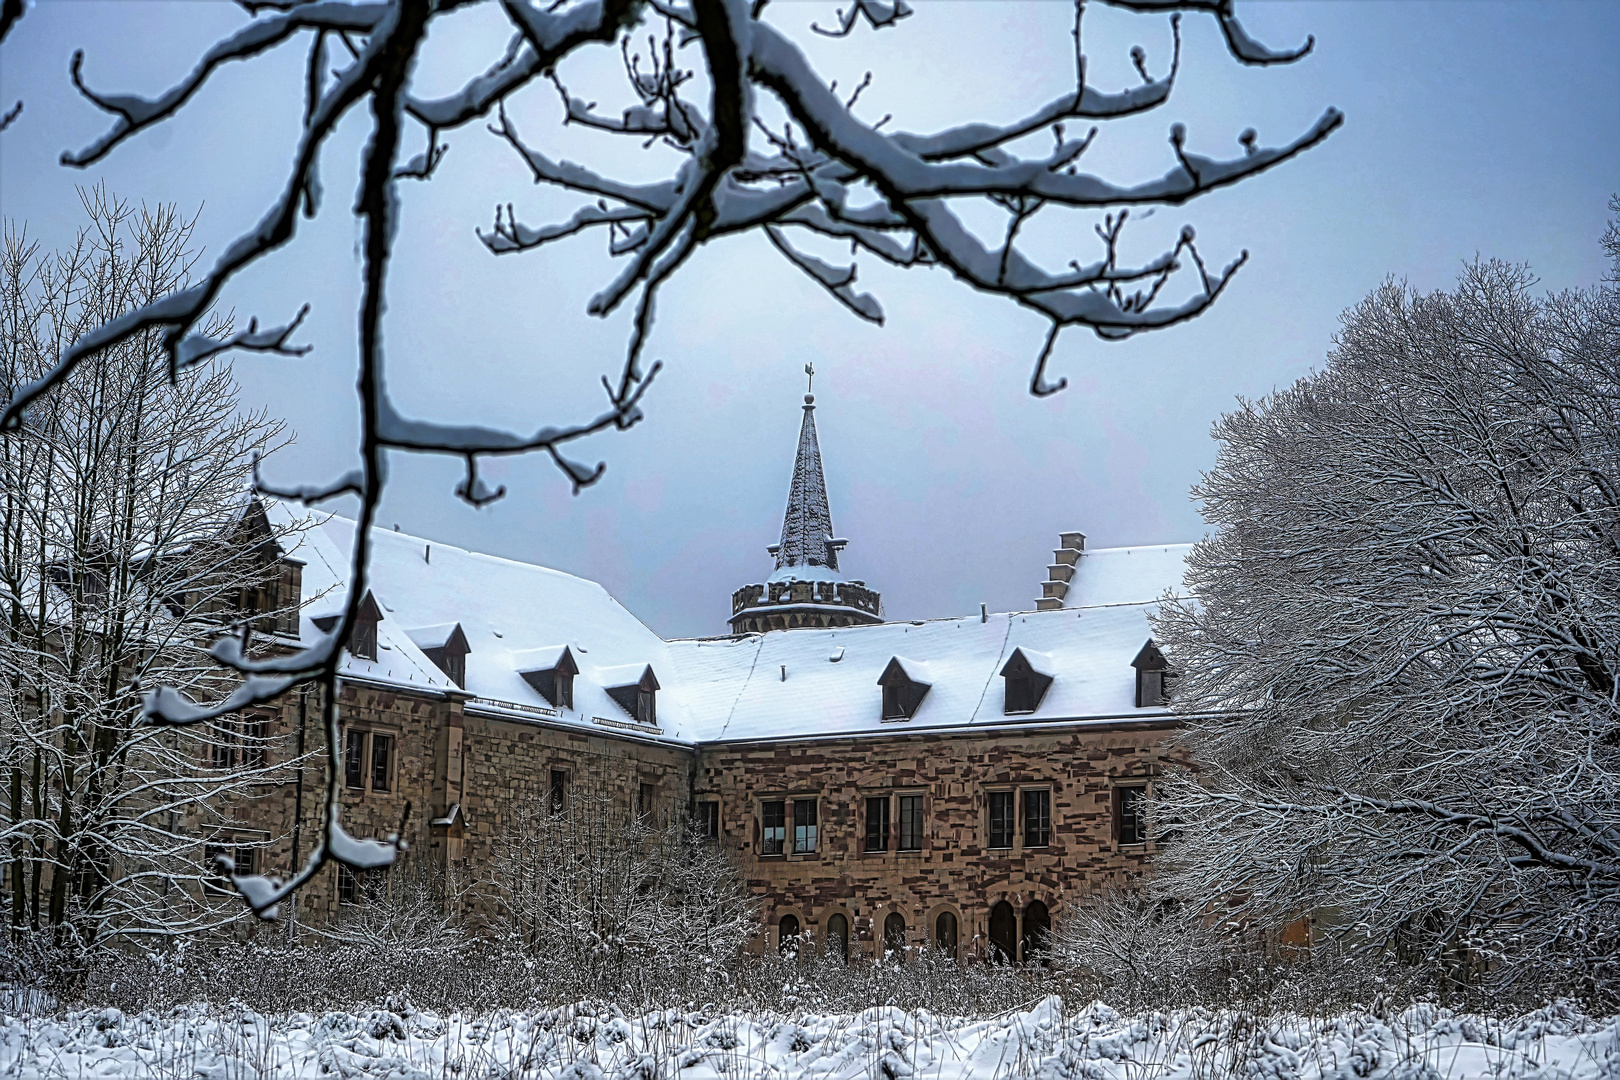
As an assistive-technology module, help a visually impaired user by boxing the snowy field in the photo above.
[1,996,1615,1079]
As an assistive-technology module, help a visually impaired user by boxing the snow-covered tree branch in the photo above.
[1151,227,1620,990]
[0,0,1338,918]
[0,188,312,943]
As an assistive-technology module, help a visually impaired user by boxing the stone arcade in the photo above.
[215,391,1197,963]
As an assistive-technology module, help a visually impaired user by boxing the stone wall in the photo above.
[692,721,1180,962]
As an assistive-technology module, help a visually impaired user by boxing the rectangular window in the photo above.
[1023,789,1051,848]
[1116,785,1148,845]
[337,863,360,906]
[1005,676,1034,714]
[864,796,889,852]
[344,730,366,790]
[987,790,1015,849]
[793,799,818,854]
[209,718,235,770]
[370,732,393,793]
[549,769,568,815]
[761,800,785,855]
[637,689,656,726]
[698,801,720,840]
[351,618,378,661]
[205,841,255,895]
[203,843,229,894]
[638,782,656,820]
[898,794,923,851]
[241,716,269,769]
[557,672,574,710]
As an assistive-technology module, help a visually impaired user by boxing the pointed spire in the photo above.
[774,388,841,571]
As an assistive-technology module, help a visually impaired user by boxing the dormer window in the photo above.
[877,657,931,720]
[1131,638,1174,708]
[604,664,660,727]
[999,648,1055,715]
[518,646,579,710]
[409,623,472,689]
[349,591,383,661]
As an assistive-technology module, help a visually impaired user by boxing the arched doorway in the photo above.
[934,910,958,956]
[826,912,850,962]
[778,913,801,955]
[1021,900,1050,963]
[883,912,906,959]
[989,901,1016,964]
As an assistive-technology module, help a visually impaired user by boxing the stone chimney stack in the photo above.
[1036,531,1086,611]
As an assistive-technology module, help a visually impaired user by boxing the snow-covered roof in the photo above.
[665,602,1180,743]
[271,507,1194,746]
[1065,544,1193,607]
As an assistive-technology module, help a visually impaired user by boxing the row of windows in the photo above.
[778,900,1051,965]
[735,784,1152,856]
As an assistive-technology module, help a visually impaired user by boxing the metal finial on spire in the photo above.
[804,362,815,403]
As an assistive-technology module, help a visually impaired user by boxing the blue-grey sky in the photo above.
[2,1,1617,637]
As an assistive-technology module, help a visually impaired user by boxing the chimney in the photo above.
[1036,531,1086,611]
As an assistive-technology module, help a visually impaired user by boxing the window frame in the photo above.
[792,798,818,855]
[986,789,1016,850]
[351,617,378,662]
[1004,675,1035,714]
[342,728,400,796]
[1114,782,1150,847]
[1022,787,1052,849]
[863,795,890,853]
[896,792,924,852]
[760,799,786,856]
[370,731,395,793]
[697,799,721,840]
[548,767,569,815]
[202,832,263,896]
[637,780,657,821]
[240,713,271,769]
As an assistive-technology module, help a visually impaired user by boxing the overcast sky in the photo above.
[2,0,1617,638]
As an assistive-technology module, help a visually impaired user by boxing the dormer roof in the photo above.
[1131,638,1170,671]
[406,622,468,655]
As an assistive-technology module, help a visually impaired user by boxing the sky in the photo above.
[1,0,1617,638]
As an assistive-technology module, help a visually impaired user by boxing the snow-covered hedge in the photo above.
[2,996,1614,1080]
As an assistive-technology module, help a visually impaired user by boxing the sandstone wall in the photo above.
[693,721,1180,961]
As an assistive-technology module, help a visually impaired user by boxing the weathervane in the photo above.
[805,362,815,396]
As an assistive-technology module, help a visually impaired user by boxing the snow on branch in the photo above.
[12,0,1336,922]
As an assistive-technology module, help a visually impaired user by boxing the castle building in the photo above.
[217,389,1198,963]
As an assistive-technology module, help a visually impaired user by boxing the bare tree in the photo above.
[1151,224,1620,991]
[0,0,1339,916]
[0,187,305,946]
[489,763,756,1003]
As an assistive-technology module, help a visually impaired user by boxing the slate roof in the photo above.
[278,507,1193,746]
[773,394,842,574]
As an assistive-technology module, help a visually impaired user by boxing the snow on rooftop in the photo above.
[1066,544,1193,608]
[268,504,1192,746]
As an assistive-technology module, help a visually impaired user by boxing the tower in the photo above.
[728,372,882,634]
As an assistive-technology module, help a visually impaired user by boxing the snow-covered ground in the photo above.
[0,996,1614,1079]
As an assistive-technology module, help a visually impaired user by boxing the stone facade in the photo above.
[696,721,1179,961]
[211,669,1176,960]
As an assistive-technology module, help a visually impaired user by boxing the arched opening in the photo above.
[934,910,958,956]
[826,912,850,962]
[883,912,906,959]
[778,913,801,954]
[989,901,1016,964]
[1021,900,1051,963]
